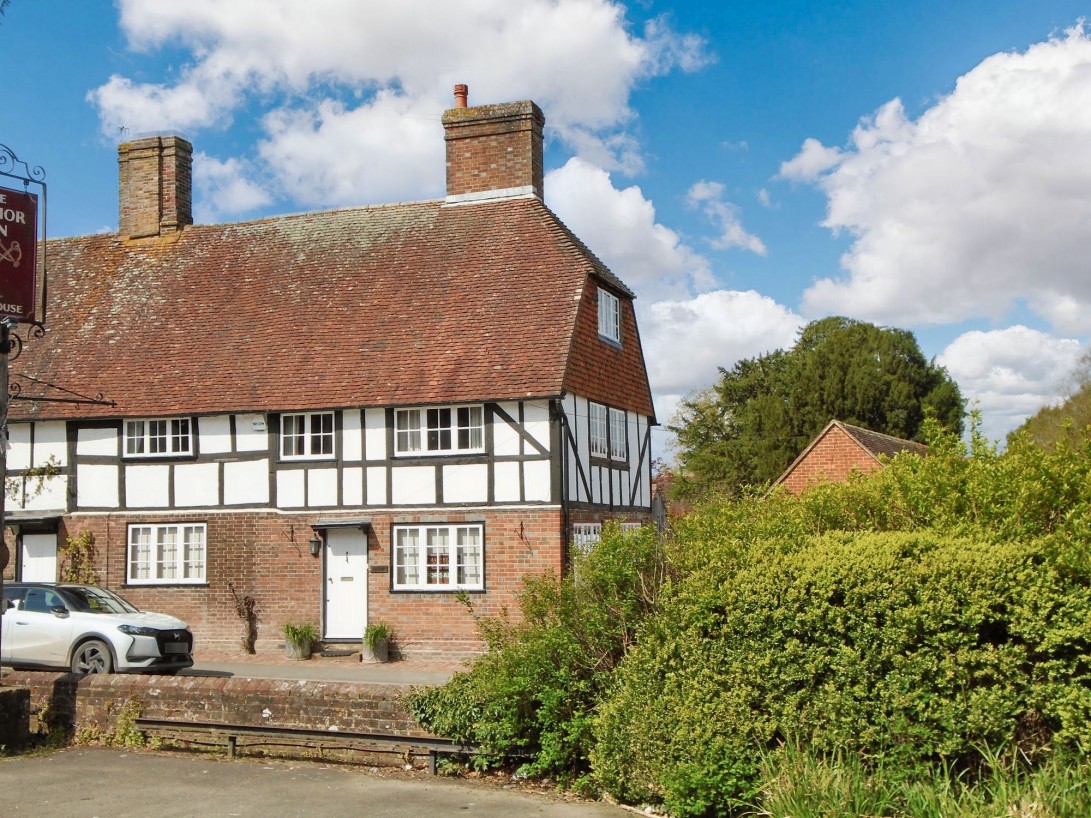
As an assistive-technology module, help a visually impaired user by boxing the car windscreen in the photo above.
[63,586,140,614]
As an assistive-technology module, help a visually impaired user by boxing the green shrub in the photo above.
[283,621,316,645]
[408,523,671,783]
[592,528,1091,814]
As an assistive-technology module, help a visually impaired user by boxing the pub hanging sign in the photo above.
[0,184,38,323]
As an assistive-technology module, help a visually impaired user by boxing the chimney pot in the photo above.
[453,84,469,108]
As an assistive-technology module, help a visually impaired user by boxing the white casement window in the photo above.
[572,523,602,557]
[125,418,193,457]
[281,412,334,459]
[393,524,483,591]
[608,407,627,460]
[589,402,609,458]
[128,523,206,585]
[598,287,621,344]
[395,405,484,455]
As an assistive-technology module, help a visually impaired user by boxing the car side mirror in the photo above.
[50,605,70,618]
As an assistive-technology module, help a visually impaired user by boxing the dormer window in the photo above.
[125,418,192,458]
[598,287,621,345]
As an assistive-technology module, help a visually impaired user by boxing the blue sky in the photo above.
[3,0,1090,451]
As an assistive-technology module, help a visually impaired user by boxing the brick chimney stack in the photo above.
[441,84,545,202]
[118,135,193,239]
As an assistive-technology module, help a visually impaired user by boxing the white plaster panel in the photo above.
[442,463,488,504]
[198,415,232,455]
[276,469,305,508]
[7,423,30,469]
[364,408,387,461]
[524,459,552,502]
[573,396,591,503]
[22,475,68,512]
[563,395,581,503]
[224,459,270,505]
[342,467,363,506]
[391,466,435,505]
[366,466,387,505]
[77,427,119,458]
[235,414,269,453]
[307,468,338,507]
[342,410,363,462]
[523,400,551,452]
[493,461,521,502]
[590,463,603,505]
[174,462,220,507]
[33,422,68,467]
[76,464,119,508]
[493,402,521,457]
[126,464,170,508]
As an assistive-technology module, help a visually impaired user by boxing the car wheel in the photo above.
[71,640,113,674]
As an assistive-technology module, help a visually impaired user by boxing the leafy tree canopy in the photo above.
[1012,350,1091,449]
[670,316,964,497]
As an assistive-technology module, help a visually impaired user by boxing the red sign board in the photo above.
[0,185,39,322]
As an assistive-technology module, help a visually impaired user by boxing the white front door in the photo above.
[21,533,58,582]
[323,528,368,640]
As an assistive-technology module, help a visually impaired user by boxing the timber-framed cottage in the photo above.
[3,86,656,658]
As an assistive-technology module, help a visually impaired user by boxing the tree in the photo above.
[1011,350,1091,449]
[670,316,964,497]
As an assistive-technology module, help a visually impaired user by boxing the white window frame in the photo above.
[394,405,484,456]
[572,523,602,557]
[281,412,335,460]
[393,523,484,591]
[589,402,609,458]
[124,418,193,458]
[127,523,207,585]
[608,407,627,461]
[598,287,621,344]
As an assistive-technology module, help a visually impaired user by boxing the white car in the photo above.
[0,582,193,674]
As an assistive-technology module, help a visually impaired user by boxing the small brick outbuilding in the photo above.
[774,420,928,494]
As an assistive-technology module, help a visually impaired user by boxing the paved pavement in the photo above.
[184,648,463,686]
[0,747,633,817]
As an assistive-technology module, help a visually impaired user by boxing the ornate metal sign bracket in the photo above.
[9,372,116,407]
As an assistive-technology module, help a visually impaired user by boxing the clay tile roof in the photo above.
[10,196,654,421]
[837,421,930,459]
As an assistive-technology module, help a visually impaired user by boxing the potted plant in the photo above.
[283,621,317,660]
[362,622,391,663]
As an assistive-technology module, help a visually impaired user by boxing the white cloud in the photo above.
[193,153,273,223]
[937,325,1083,441]
[94,0,710,213]
[782,24,1091,332]
[258,92,443,207]
[546,157,713,297]
[686,180,767,255]
[640,290,801,397]
[546,159,798,419]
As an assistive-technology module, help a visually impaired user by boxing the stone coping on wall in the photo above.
[3,671,437,740]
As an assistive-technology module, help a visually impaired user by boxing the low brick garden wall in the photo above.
[3,671,433,740]
[0,685,31,749]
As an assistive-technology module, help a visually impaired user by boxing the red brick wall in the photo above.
[779,427,880,494]
[5,671,432,740]
[60,507,565,660]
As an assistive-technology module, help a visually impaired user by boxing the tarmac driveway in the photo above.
[0,747,630,817]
